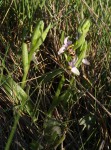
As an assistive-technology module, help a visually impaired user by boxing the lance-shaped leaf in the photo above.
[71,19,90,51]
[78,19,90,34]
[75,41,87,68]
[1,76,34,118]
[29,21,51,62]
[31,20,44,49]
[81,19,91,34]
[2,76,27,102]
[35,22,51,48]
[37,68,64,83]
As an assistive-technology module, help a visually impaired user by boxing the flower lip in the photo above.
[71,67,80,76]
[68,56,80,75]
[82,58,90,65]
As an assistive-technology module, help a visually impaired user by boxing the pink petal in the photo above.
[58,45,66,55]
[69,56,78,67]
[64,36,72,46]
[67,40,72,46]
[64,36,69,45]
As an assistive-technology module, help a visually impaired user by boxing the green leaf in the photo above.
[1,76,34,118]
[48,74,65,115]
[22,42,29,74]
[81,19,91,34]
[78,19,91,34]
[32,22,51,50]
[31,20,44,49]
[28,21,51,63]
[2,76,27,102]
[59,89,71,103]
[39,0,46,9]
[75,41,87,67]
[37,68,64,83]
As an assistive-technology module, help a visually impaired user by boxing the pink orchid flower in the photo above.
[68,57,80,76]
[58,36,72,55]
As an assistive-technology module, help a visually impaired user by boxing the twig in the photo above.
[1,0,14,26]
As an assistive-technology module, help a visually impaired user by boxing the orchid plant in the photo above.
[58,19,90,76]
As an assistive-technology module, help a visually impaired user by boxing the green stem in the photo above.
[21,71,29,89]
[28,46,37,64]
[5,113,20,150]
[21,47,37,89]
[5,89,28,150]
[48,74,65,115]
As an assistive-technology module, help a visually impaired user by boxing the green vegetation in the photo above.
[0,0,111,149]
